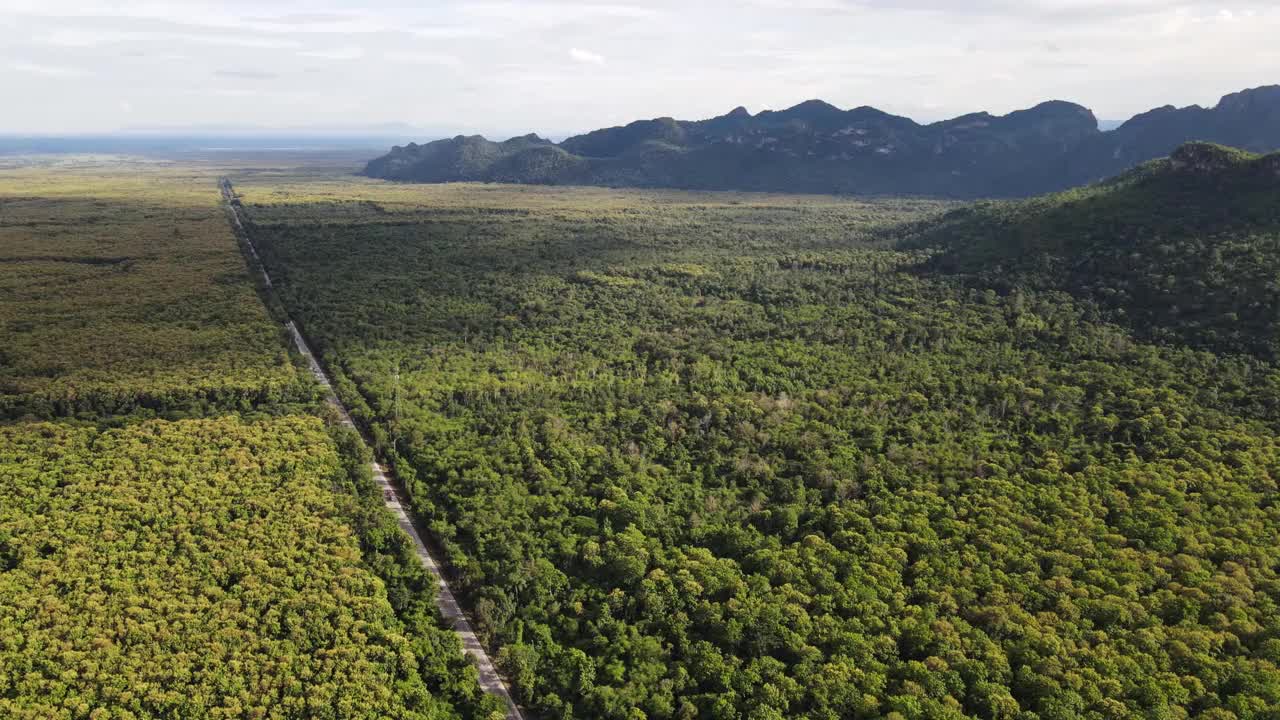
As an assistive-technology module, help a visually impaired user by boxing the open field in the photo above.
[236,176,1280,720]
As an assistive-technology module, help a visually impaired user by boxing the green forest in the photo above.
[237,152,1280,720]
[0,416,473,719]
[914,143,1280,359]
[0,167,309,419]
[0,162,498,719]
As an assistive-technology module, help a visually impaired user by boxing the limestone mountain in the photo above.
[364,86,1280,198]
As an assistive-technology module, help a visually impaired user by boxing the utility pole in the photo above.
[394,359,402,427]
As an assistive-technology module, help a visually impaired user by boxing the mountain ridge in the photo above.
[364,85,1280,198]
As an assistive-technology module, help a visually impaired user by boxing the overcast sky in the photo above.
[1,0,1277,137]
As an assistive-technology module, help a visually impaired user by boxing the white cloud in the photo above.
[29,24,303,50]
[36,27,132,47]
[463,2,660,22]
[9,60,90,77]
[411,25,498,39]
[215,69,278,80]
[0,0,1275,134]
[300,45,365,60]
[385,51,464,69]
[569,47,605,65]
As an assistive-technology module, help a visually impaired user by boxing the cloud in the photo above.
[745,0,857,11]
[385,51,464,69]
[244,12,359,26]
[0,0,1276,134]
[299,45,365,60]
[463,2,661,22]
[569,47,605,65]
[9,61,89,77]
[215,69,278,80]
[30,24,303,50]
[35,27,132,47]
[752,0,1274,26]
[411,25,500,39]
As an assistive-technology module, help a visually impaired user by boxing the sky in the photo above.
[1,0,1277,138]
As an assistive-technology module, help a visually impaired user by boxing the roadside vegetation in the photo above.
[238,173,1280,720]
[0,160,498,720]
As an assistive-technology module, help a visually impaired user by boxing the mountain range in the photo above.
[363,85,1280,198]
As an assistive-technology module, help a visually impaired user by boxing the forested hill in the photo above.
[912,142,1280,358]
[363,85,1280,198]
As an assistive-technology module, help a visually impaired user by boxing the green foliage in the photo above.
[326,422,510,720]
[0,162,495,719]
[912,144,1280,359]
[241,179,1280,720]
[0,416,467,719]
[0,166,309,419]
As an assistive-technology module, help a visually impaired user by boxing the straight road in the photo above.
[221,179,525,720]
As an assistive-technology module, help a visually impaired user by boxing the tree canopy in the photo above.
[0,162,499,720]
[239,175,1280,720]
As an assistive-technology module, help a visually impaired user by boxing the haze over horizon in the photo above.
[2,0,1277,138]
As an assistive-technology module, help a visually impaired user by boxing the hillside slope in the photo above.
[364,85,1280,198]
[913,142,1280,357]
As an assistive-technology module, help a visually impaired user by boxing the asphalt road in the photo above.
[222,180,525,720]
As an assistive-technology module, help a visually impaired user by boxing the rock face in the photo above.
[364,85,1280,198]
